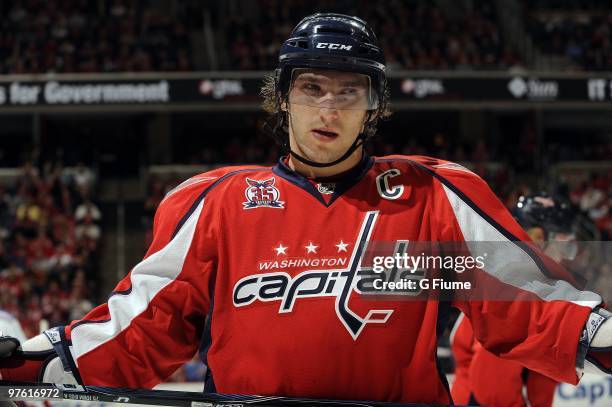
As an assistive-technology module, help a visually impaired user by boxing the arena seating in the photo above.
[0,161,99,338]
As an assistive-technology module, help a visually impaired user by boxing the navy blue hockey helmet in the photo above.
[514,194,577,235]
[276,13,386,105]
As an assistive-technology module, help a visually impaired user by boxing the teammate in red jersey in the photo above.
[451,194,581,406]
[2,13,612,405]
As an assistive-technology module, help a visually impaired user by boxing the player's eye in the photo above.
[300,82,322,96]
[340,87,358,95]
[336,88,363,104]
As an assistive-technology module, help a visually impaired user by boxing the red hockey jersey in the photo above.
[451,313,558,407]
[60,155,601,404]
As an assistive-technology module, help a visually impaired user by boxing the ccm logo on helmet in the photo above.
[316,42,353,51]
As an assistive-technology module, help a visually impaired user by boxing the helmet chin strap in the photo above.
[285,108,369,168]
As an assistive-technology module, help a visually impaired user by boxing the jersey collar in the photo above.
[272,153,373,207]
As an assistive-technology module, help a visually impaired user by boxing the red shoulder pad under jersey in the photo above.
[403,155,602,384]
[62,165,264,388]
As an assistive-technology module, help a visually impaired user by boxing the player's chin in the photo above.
[306,149,345,165]
[297,140,347,163]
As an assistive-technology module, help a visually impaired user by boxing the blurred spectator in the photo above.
[74,201,101,223]
[73,162,95,191]
[75,212,102,241]
[68,270,94,320]
[578,177,606,213]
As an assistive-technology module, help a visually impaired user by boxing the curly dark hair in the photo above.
[260,72,392,152]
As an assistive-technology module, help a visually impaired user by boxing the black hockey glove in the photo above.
[0,333,20,358]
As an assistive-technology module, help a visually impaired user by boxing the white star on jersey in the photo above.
[274,244,287,255]
[336,240,349,252]
[305,242,318,254]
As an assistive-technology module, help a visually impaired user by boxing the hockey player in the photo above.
[2,13,612,405]
[451,194,582,406]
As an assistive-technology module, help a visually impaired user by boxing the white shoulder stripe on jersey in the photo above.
[162,176,218,204]
[442,184,601,308]
[432,162,475,174]
[70,198,205,362]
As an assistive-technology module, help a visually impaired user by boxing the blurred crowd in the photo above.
[0,161,100,338]
[222,0,522,71]
[0,0,195,74]
[525,0,612,71]
[1,0,610,74]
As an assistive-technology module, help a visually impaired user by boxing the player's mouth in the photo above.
[311,128,339,142]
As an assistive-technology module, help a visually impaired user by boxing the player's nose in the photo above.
[319,106,339,122]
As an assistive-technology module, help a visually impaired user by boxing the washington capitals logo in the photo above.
[232,211,394,339]
[243,177,285,209]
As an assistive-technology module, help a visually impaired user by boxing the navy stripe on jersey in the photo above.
[435,242,454,405]
[336,211,377,336]
[200,286,216,392]
[59,326,84,384]
[435,353,452,405]
[273,158,326,205]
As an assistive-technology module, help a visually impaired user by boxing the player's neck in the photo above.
[287,150,364,178]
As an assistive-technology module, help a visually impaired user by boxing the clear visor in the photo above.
[288,68,379,110]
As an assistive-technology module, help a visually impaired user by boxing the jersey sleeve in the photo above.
[62,175,220,388]
[451,312,558,407]
[449,313,477,405]
[423,158,603,385]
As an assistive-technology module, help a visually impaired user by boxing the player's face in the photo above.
[284,69,374,172]
[527,226,545,243]
[542,230,578,262]
[550,231,578,260]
